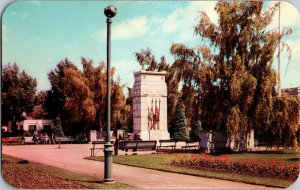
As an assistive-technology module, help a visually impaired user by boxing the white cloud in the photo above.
[268,1,300,31]
[113,59,138,87]
[160,1,217,42]
[97,17,149,41]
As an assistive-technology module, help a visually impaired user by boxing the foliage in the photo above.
[47,58,126,136]
[2,63,37,127]
[32,105,47,119]
[134,1,295,141]
[170,0,292,140]
[32,91,48,119]
[120,87,134,132]
[52,117,65,137]
[190,120,202,141]
[269,97,300,147]
[172,101,189,141]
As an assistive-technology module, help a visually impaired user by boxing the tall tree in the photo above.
[52,116,65,137]
[172,101,189,141]
[2,63,37,128]
[47,58,126,136]
[171,0,292,141]
[32,91,48,119]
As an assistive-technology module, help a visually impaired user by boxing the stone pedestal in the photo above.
[133,70,170,141]
[199,129,255,152]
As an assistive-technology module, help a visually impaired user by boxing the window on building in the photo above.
[43,125,51,133]
[29,125,36,132]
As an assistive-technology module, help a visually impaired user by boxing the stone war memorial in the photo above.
[132,70,255,151]
[133,70,170,141]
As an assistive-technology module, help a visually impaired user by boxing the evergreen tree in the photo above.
[172,102,189,141]
[190,120,202,141]
[52,117,65,137]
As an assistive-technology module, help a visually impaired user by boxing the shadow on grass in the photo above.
[244,150,297,154]
[69,179,102,184]
[288,158,300,161]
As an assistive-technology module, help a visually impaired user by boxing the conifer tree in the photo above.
[172,101,189,141]
[190,120,202,141]
[52,117,65,137]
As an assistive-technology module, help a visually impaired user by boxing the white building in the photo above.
[17,119,54,133]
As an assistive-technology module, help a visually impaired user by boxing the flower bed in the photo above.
[171,153,299,182]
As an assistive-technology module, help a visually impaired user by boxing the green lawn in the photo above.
[86,149,300,188]
[2,154,136,189]
[222,149,300,164]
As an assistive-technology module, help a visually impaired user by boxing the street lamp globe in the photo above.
[104,5,117,18]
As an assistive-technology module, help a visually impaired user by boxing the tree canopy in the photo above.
[2,63,37,127]
[134,0,298,146]
[47,58,127,136]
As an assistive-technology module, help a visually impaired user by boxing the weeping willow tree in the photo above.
[171,0,292,141]
[134,1,296,144]
[270,97,299,147]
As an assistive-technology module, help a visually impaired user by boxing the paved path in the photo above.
[2,144,276,189]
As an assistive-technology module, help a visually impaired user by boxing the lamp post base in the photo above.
[103,143,115,184]
[103,178,115,184]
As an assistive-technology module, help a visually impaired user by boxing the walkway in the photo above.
[2,144,276,189]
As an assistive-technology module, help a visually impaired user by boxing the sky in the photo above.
[1,0,300,91]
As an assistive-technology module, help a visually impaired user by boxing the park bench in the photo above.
[90,141,113,157]
[273,140,285,149]
[55,137,74,144]
[255,139,272,151]
[181,140,200,153]
[118,140,157,155]
[156,139,177,153]
[136,140,157,154]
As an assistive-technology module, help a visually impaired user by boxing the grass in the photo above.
[220,149,300,164]
[86,149,300,188]
[2,154,136,189]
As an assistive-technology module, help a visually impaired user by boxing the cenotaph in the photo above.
[133,70,170,140]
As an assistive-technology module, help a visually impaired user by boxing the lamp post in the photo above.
[103,5,117,184]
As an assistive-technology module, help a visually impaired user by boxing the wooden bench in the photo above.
[90,141,114,157]
[118,141,138,155]
[55,137,73,144]
[156,139,177,153]
[256,139,272,151]
[118,140,157,155]
[137,140,157,154]
[181,140,200,153]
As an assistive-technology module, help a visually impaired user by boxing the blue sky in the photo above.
[2,0,300,91]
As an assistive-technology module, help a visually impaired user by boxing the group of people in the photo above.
[32,132,56,144]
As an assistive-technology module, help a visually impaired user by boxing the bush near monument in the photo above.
[190,120,202,141]
[172,102,189,141]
